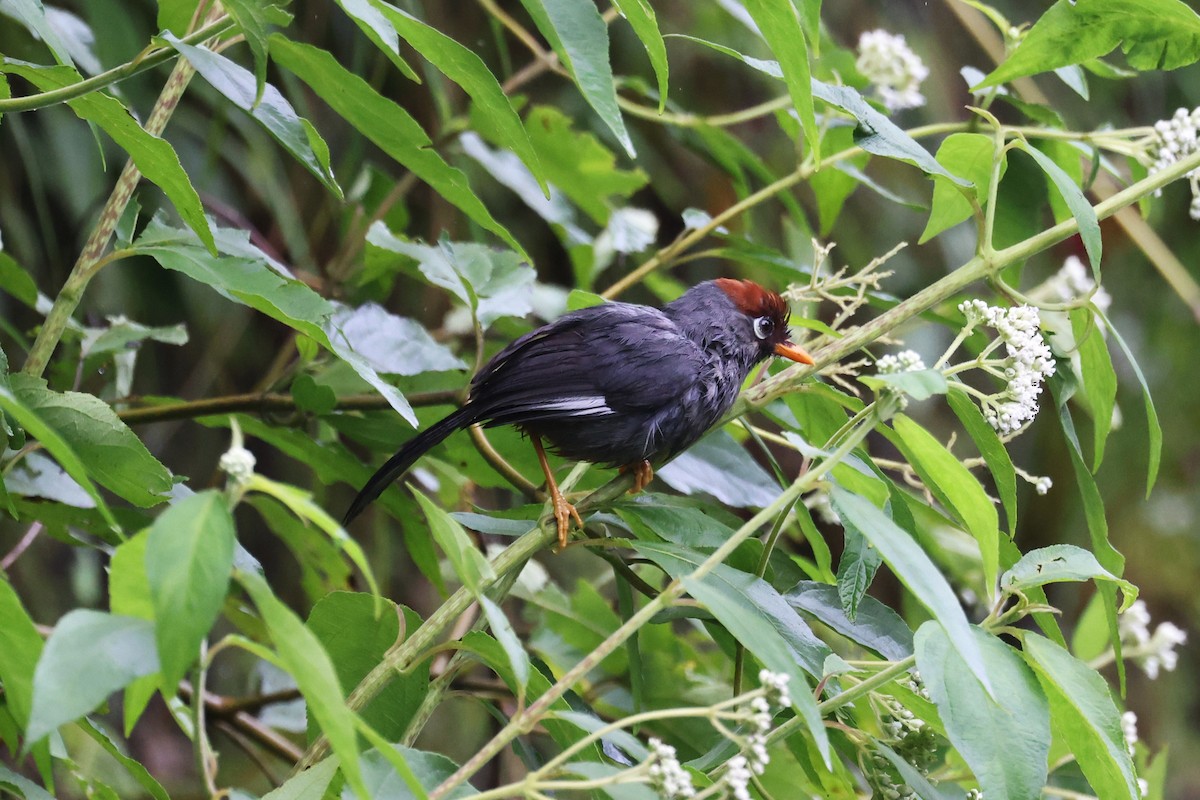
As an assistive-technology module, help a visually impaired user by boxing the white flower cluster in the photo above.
[1119,600,1188,679]
[647,738,694,799]
[965,790,984,800]
[856,30,929,112]
[724,755,753,800]
[1121,710,1139,756]
[1033,476,1053,496]
[877,349,926,374]
[959,300,1056,434]
[1050,255,1112,313]
[758,669,792,708]
[1149,107,1200,219]
[218,445,256,484]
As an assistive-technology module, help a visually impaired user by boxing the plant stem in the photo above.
[22,49,204,377]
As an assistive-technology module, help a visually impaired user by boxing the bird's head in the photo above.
[712,278,815,366]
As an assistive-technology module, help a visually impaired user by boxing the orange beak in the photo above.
[774,341,814,365]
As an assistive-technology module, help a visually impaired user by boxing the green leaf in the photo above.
[1001,544,1137,611]
[919,133,999,243]
[1070,308,1117,471]
[523,106,648,224]
[947,387,1018,536]
[326,303,467,376]
[109,531,153,620]
[4,0,75,66]
[813,80,970,185]
[332,0,421,81]
[0,577,44,730]
[9,375,173,508]
[262,755,340,800]
[519,0,635,158]
[863,369,949,401]
[78,718,170,800]
[0,61,214,252]
[27,611,159,743]
[916,623,1050,800]
[1023,633,1140,800]
[1097,310,1161,496]
[657,429,781,508]
[157,0,202,36]
[134,215,417,426]
[145,491,236,689]
[0,764,55,800]
[785,580,913,661]
[366,227,536,329]
[237,570,367,799]
[890,413,1000,593]
[307,592,429,742]
[1021,142,1102,274]
[355,743,475,799]
[632,540,832,767]
[610,0,669,111]
[479,596,530,700]
[218,0,274,103]
[976,0,1200,89]
[367,1,547,194]
[413,491,495,594]
[829,487,993,696]
[0,384,117,531]
[0,252,38,307]
[835,516,881,621]
[268,35,524,258]
[164,35,341,196]
[741,0,818,159]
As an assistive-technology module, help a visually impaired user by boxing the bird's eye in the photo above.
[753,316,774,340]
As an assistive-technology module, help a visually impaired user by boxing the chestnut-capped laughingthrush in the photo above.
[343,279,814,546]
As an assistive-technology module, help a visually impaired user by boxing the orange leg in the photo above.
[532,435,583,548]
[622,459,654,494]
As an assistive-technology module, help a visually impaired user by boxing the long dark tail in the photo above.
[342,405,477,525]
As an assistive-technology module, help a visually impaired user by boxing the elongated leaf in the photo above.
[0,765,54,800]
[134,215,416,425]
[4,0,74,66]
[741,0,817,158]
[976,0,1200,89]
[1023,142,1102,273]
[269,35,525,257]
[479,596,530,700]
[414,492,495,594]
[9,375,173,508]
[830,487,993,696]
[326,302,466,376]
[947,387,1018,536]
[916,623,1050,800]
[632,540,831,767]
[27,611,159,743]
[164,36,341,196]
[836,516,881,620]
[367,1,547,194]
[0,61,213,251]
[145,491,236,689]
[78,718,170,800]
[611,0,669,111]
[237,570,367,799]
[890,413,1000,593]
[1001,544,1137,610]
[786,581,913,661]
[520,0,635,157]
[0,385,117,531]
[0,577,44,730]
[262,755,340,800]
[1071,308,1117,470]
[1023,634,1140,800]
[1097,310,1161,496]
[332,0,420,81]
[354,742,474,799]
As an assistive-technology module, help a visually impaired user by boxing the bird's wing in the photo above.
[470,303,704,425]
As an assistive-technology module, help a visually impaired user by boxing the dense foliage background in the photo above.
[1,0,1198,798]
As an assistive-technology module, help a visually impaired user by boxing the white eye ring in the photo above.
[753,316,774,340]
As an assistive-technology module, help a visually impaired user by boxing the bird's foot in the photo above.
[622,460,654,494]
[550,490,584,549]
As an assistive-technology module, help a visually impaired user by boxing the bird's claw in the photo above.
[552,493,584,548]
[624,460,654,494]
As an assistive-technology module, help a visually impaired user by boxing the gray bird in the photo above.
[343,278,814,545]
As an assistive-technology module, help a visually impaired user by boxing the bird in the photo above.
[342,278,814,546]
